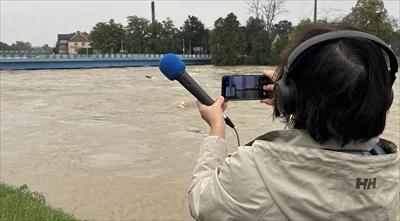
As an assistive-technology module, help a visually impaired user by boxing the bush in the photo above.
[0,183,78,221]
[77,48,93,55]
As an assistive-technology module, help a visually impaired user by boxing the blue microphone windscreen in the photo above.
[159,53,186,80]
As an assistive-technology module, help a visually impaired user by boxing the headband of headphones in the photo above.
[284,30,398,85]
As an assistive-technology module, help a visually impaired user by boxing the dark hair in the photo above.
[274,24,393,145]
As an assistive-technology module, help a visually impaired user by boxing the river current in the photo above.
[1,66,399,220]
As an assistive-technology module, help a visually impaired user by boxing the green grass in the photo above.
[0,183,78,221]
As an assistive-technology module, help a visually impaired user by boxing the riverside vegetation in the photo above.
[0,184,77,221]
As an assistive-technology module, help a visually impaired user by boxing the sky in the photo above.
[1,0,399,46]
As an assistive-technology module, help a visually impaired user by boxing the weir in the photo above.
[0,54,211,70]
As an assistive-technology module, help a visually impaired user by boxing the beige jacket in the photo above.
[189,129,399,221]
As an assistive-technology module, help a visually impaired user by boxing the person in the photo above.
[188,24,399,221]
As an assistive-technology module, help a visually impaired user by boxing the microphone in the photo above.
[159,53,235,129]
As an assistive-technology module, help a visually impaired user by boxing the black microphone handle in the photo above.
[176,71,235,129]
[176,71,215,106]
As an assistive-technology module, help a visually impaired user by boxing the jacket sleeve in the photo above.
[188,136,271,221]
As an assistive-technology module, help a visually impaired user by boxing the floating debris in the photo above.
[145,75,154,79]
[187,129,205,134]
[177,101,186,109]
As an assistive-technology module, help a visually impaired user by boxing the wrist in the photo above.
[209,123,225,139]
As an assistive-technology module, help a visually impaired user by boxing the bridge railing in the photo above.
[0,53,211,60]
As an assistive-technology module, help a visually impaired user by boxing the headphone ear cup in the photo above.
[388,89,394,110]
[275,78,296,114]
[286,79,297,114]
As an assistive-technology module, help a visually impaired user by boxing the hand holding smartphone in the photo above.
[221,74,273,101]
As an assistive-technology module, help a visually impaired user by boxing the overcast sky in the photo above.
[1,0,399,46]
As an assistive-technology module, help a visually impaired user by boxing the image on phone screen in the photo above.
[221,75,271,101]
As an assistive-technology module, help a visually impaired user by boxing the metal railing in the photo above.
[0,53,211,60]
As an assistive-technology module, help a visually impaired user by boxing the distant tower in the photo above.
[151,1,155,23]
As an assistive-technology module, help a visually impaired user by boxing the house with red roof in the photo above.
[56,31,91,54]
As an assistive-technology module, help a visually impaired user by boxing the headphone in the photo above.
[274,30,398,115]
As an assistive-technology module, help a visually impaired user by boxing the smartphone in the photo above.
[221,75,272,101]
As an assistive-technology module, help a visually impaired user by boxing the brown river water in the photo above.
[1,66,399,220]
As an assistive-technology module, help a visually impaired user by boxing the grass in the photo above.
[0,183,78,221]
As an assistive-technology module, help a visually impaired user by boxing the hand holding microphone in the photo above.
[159,53,235,129]
[196,96,228,139]
[159,53,240,145]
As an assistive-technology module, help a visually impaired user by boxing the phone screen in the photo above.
[221,75,272,101]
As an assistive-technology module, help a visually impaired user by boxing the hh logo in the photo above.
[356,177,377,190]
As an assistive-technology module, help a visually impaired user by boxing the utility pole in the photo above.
[314,0,317,23]
[182,39,185,55]
[120,39,124,54]
[189,41,192,55]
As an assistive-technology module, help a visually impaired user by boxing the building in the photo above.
[56,33,73,54]
[67,32,91,54]
[56,31,91,54]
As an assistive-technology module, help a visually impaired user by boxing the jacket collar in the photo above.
[247,129,380,152]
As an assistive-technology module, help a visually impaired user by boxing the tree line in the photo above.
[208,0,399,65]
[0,0,398,66]
[88,13,294,66]
[0,41,52,53]
[89,15,208,55]
[88,0,400,65]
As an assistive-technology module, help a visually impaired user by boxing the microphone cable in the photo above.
[224,115,241,146]
[232,127,241,147]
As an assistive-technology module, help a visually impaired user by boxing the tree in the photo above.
[125,16,183,54]
[209,13,246,65]
[52,47,59,54]
[146,20,163,53]
[343,0,393,41]
[159,18,181,53]
[247,0,263,19]
[248,0,286,32]
[90,19,125,53]
[40,44,53,52]
[244,17,270,64]
[201,29,210,54]
[180,16,207,54]
[269,20,292,65]
[11,41,33,51]
[0,42,10,50]
[0,42,52,53]
[272,20,293,37]
[289,18,313,40]
[391,30,400,56]
[125,16,150,53]
[77,47,93,54]
[262,0,286,32]
[270,34,288,64]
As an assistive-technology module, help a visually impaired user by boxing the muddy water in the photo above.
[1,66,399,220]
